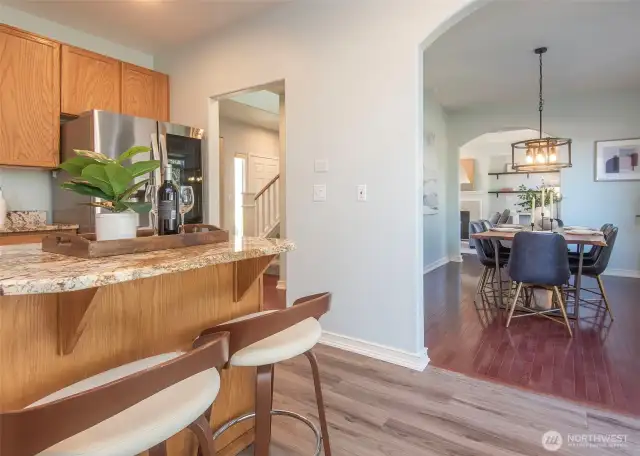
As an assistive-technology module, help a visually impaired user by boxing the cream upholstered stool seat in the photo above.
[29,353,220,456]
[227,311,323,367]
[0,333,229,456]
[200,293,332,456]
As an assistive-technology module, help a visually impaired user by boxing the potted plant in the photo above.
[59,147,160,241]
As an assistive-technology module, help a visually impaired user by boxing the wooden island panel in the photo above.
[0,256,273,456]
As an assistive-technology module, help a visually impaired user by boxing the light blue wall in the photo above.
[0,4,154,67]
[447,90,640,274]
[423,90,449,270]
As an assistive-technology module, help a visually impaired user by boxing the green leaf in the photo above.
[104,163,133,197]
[60,182,112,200]
[122,201,152,214]
[119,179,149,201]
[128,160,160,178]
[83,202,117,212]
[117,146,151,164]
[81,164,114,196]
[74,150,115,164]
[58,156,101,177]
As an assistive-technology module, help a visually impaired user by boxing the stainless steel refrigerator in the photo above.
[53,110,204,233]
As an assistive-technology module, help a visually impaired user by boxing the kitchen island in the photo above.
[0,236,295,456]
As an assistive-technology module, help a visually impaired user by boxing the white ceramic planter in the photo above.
[95,211,138,241]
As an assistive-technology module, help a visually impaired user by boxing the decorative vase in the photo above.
[95,211,138,241]
[533,207,558,231]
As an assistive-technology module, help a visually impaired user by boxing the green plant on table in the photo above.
[515,184,562,211]
[59,146,160,213]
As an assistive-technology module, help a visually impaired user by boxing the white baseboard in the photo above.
[276,280,286,290]
[423,256,449,274]
[449,254,463,263]
[602,269,640,279]
[320,331,429,372]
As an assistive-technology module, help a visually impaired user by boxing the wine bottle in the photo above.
[157,164,180,235]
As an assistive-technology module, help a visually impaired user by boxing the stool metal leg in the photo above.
[255,364,274,456]
[304,350,332,456]
[188,414,216,456]
[596,275,615,320]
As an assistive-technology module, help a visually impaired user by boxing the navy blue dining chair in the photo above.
[506,231,572,336]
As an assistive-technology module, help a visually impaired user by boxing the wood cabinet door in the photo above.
[61,45,121,115]
[121,63,170,121]
[154,71,170,122]
[0,25,60,168]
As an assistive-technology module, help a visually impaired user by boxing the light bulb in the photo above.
[526,154,534,164]
[536,153,545,164]
[549,153,557,163]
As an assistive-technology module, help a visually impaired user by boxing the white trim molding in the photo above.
[449,254,463,263]
[276,279,286,290]
[423,256,449,274]
[320,331,429,372]
[602,269,640,279]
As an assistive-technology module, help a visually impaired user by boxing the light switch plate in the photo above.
[357,184,367,201]
[314,159,329,173]
[313,184,327,202]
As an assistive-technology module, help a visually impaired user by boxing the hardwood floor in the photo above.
[425,255,640,416]
[238,345,640,455]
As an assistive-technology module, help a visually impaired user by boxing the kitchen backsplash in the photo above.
[0,168,53,222]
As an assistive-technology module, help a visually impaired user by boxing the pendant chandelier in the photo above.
[511,47,572,172]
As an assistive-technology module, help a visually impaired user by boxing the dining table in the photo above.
[471,227,607,319]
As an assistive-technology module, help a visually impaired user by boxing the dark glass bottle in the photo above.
[157,164,180,235]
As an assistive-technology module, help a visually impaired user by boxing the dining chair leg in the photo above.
[553,286,573,338]
[475,267,488,300]
[188,414,216,456]
[149,443,167,456]
[304,350,332,456]
[254,364,274,456]
[596,275,614,320]
[506,282,523,328]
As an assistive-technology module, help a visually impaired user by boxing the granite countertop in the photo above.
[0,237,295,296]
[0,223,79,234]
[0,210,78,233]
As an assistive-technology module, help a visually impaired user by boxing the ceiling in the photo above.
[220,99,279,131]
[1,0,291,54]
[424,0,640,111]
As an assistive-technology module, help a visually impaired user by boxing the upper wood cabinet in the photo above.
[61,45,121,116]
[0,25,60,168]
[121,63,170,121]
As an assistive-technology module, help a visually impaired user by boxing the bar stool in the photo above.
[0,332,229,456]
[198,292,332,456]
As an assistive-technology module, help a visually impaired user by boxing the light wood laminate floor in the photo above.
[238,345,639,455]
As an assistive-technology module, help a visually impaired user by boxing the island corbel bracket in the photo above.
[233,255,275,303]
[57,287,103,355]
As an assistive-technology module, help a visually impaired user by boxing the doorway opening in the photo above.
[212,80,287,310]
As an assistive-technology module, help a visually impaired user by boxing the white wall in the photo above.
[156,0,479,356]
[460,130,561,220]
[219,117,279,231]
[1,4,155,221]
[448,90,640,274]
[423,90,448,269]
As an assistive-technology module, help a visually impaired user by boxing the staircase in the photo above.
[246,174,280,276]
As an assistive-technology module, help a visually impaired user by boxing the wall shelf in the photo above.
[488,170,560,180]
[488,190,542,198]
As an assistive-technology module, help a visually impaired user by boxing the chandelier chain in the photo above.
[538,51,544,138]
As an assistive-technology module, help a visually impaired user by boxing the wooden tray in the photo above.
[42,224,229,258]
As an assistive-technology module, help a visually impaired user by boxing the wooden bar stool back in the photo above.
[0,332,229,456]
[198,292,332,456]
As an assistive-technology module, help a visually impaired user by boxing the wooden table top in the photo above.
[471,228,607,246]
